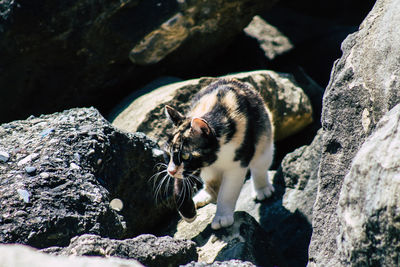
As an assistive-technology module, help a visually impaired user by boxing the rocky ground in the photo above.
[3,0,400,267]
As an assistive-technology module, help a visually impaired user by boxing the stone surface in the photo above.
[0,244,143,267]
[182,259,256,267]
[42,234,197,267]
[112,70,313,144]
[337,104,400,266]
[244,15,293,60]
[169,165,317,267]
[0,151,10,163]
[308,0,400,266]
[279,129,322,222]
[172,204,283,267]
[0,107,171,248]
[0,0,276,124]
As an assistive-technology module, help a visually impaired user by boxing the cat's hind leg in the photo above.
[249,144,275,201]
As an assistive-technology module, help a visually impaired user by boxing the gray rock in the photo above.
[173,204,283,267]
[0,244,143,267]
[182,259,256,267]
[279,128,322,222]
[0,107,171,248]
[0,0,277,124]
[0,151,9,163]
[25,166,37,175]
[244,15,293,60]
[42,234,197,267]
[235,174,313,267]
[308,0,400,265]
[337,104,400,266]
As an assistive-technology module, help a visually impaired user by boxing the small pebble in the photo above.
[17,153,39,166]
[74,153,81,162]
[14,210,28,217]
[25,166,37,175]
[17,189,30,203]
[39,128,55,138]
[0,151,10,163]
[70,163,80,170]
[110,198,123,211]
[40,172,50,179]
[152,148,164,157]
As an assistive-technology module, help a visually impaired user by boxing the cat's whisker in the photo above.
[154,173,170,204]
[150,169,168,191]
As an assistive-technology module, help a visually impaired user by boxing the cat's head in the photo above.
[163,105,218,179]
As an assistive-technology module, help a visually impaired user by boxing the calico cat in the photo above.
[164,78,274,230]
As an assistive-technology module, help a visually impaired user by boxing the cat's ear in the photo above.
[165,105,185,126]
[191,117,211,136]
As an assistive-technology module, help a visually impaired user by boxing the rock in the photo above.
[337,104,400,266]
[308,0,400,265]
[278,129,323,222]
[243,15,293,60]
[112,70,313,144]
[0,244,143,267]
[182,259,256,267]
[0,151,10,162]
[0,107,171,248]
[0,0,277,124]
[42,234,197,267]
[25,166,37,176]
[235,174,313,267]
[173,204,283,267]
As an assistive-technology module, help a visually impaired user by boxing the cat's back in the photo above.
[189,79,273,168]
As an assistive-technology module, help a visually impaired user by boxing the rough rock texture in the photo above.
[0,0,277,124]
[308,0,400,266]
[173,204,283,267]
[0,107,171,248]
[337,104,400,266]
[42,234,197,267]
[235,174,313,267]
[278,129,322,222]
[0,244,143,267]
[182,259,256,267]
[112,70,313,144]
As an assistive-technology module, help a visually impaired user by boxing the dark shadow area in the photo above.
[257,171,313,266]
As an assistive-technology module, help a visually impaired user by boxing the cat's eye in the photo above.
[181,153,191,160]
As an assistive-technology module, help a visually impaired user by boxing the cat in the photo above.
[164,78,274,230]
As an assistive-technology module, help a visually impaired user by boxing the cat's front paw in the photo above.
[253,184,275,201]
[211,214,234,230]
[193,189,215,208]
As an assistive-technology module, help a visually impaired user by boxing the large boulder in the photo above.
[112,70,313,144]
[0,107,171,248]
[0,0,277,124]
[0,244,143,267]
[337,104,400,266]
[42,234,197,267]
[308,0,400,265]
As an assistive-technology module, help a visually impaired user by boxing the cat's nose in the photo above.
[168,167,178,176]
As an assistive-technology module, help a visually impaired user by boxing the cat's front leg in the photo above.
[194,167,221,208]
[211,168,247,230]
